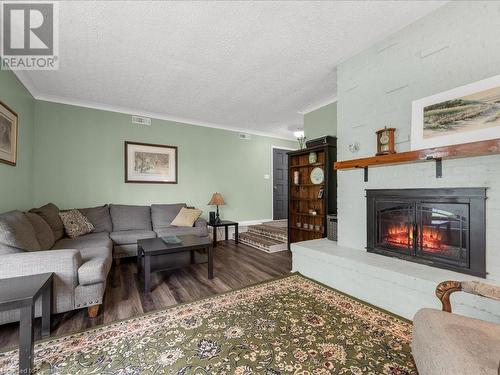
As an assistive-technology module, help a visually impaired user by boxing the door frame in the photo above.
[271,145,296,220]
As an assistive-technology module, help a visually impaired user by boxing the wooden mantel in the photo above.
[334,138,500,170]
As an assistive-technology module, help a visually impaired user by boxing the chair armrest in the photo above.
[0,249,82,288]
[462,281,500,301]
[436,280,500,312]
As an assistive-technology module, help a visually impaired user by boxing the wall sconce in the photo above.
[349,142,360,153]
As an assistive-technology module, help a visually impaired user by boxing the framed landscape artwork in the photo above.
[0,101,18,166]
[125,141,177,183]
[411,74,500,150]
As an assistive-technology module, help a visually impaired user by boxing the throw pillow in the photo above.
[171,207,202,227]
[0,210,41,252]
[59,209,95,238]
[29,203,65,241]
[78,205,112,233]
[25,212,55,250]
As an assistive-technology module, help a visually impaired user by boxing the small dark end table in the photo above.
[208,220,239,247]
[137,235,213,292]
[0,273,53,375]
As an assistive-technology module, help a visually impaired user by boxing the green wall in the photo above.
[0,70,35,212]
[304,102,337,140]
[33,101,296,221]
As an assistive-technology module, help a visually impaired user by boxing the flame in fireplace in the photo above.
[385,225,446,252]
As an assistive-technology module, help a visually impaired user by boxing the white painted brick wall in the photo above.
[336,2,500,282]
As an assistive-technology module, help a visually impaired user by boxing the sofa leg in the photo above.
[88,305,100,318]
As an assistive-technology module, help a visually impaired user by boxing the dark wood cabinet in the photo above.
[287,140,337,246]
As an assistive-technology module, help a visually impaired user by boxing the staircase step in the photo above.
[247,224,287,242]
[236,232,287,253]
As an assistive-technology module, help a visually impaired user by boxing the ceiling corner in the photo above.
[298,95,338,115]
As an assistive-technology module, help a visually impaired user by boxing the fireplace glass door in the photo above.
[367,188,485,277]
[416,203,469,268]
[376,201,414,255]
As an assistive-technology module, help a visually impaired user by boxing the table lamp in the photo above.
[208,192,225,224]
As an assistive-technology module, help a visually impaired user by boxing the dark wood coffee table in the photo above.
[0,273,53,375]
[137,235,213,292]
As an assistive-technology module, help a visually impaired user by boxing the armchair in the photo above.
[412,280,500,375]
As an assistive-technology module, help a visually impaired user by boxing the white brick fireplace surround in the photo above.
[292,239,500,324]
[293,2,500,323]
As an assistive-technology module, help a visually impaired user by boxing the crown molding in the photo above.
[36,94,296,141]
[11,71,296,141]
[297,95,337,115]
[12,70,40,99]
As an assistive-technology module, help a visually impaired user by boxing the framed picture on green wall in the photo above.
[125,141,177,183]
[0,101,18,166]
[411,74,500,150]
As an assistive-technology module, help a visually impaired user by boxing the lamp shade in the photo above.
[208,192,225,206]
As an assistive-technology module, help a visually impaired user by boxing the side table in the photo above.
[208,220,239,247]
[0,273,53,375]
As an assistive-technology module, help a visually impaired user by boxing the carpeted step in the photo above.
[236,232,287,253]
[247,224,287,242]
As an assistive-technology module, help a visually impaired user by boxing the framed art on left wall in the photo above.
[125,141,178,183]
[0,101,18,166]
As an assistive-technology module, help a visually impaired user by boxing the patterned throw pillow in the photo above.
[59,209,95,238]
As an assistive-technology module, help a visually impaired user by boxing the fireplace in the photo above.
[366,188,486,277]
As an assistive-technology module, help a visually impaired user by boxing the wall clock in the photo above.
[310,167,324,184]
[376,127,396,156]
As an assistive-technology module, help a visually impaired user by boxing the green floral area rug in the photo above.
[0,274,416,374]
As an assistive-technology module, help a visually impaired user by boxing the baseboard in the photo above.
[210,218,273,242]
[238,219,272,226]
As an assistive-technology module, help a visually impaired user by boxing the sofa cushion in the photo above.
[412,308,500,375]
[29,203,64,241]
[78,246,112,261]
[171,207,202,227]
[25,212,55,250]
[110,230,156,245]
[0,210,41,253]
[78,205,112,233]
[59,209,95,238]
[151,203,186,229]
[110,205,152,231]
[154,225,207,238]
[52,232,112,251]
[77,248,112,286]
[0,245,22,255]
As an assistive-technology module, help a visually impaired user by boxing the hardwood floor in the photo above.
[0,241,292,350]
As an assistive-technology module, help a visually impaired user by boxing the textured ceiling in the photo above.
[17,1,446,139]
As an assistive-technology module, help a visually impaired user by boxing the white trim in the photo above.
[36,93,296,141]
[411,74,500,150]
[238,219,272,226]
[297,95,337,115]
[12,70,39,99]
[11,71,295,141]
[271,145,296,220]
[211,219,271,242]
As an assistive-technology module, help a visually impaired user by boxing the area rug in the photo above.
[0,274,416,374]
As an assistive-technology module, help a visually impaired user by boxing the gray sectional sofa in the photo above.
[0,203,207,322]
